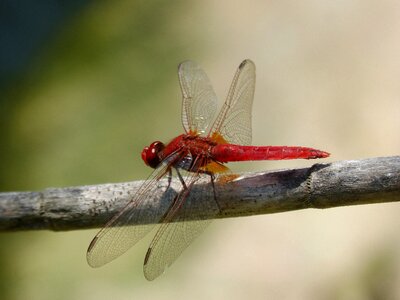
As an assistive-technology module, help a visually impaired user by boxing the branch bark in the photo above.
[0,156,399,232]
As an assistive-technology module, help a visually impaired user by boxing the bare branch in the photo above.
[0,156,399,232]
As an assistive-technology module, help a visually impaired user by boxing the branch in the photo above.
[1,156,399,232]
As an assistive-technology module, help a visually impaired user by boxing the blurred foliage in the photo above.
[0,1,206,299]
[1,0,203,191]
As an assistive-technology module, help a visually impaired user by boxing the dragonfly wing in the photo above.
[178,60,218,135]
[209,59,256,145]
[87,152,182,268]
[143,157,219,280]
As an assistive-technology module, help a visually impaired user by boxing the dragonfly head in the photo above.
[141,141,165,168]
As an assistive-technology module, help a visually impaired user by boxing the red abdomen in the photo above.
[211,144,330,162]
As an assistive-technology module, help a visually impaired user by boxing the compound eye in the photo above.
[141,141,165,168]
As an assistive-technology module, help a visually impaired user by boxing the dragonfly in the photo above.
[87,59,330,280]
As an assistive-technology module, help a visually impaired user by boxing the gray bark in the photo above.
[0,156,399,231]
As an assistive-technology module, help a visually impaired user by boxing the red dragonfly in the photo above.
[87,59,329,280]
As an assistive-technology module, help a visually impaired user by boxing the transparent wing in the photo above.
[86,151,182,268]
[143,156,219,281]
[209,59,256,145]
[178,60,218,135]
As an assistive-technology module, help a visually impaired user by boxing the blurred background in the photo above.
[1,0,399,299]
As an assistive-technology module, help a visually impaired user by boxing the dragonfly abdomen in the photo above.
[212,144,330,162]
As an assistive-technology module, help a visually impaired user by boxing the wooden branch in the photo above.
[1,156,399,232]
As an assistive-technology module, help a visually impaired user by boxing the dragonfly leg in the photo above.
[176,166,222,214]
[159,168,187,222]
[175,168,188,190]
[167,168,173,189]
[209,173,222,213]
